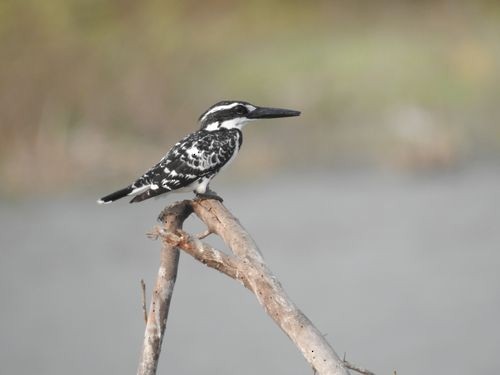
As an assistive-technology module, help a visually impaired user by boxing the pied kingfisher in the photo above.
[97,100,300,204]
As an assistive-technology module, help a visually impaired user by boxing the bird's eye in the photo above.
[236,106,247,115]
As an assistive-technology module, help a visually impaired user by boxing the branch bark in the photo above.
[343,358,376,375]
[139,199,351,375]
[137,202,192,375]
[192,200,349,375]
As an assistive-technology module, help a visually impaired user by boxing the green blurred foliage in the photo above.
[1,1,500,196]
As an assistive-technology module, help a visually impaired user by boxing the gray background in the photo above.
[1,166,499,374]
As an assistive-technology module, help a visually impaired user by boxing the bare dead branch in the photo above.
[164,230,245,283]
[191,200,349,375]
[140,279,147,324]
[138,198,352,375]
[191,199,264,263]
[196,228,213,239]
[342,354,375,375]
[137,201,192,375]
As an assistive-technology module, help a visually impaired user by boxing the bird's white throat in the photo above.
[204,117,253,131]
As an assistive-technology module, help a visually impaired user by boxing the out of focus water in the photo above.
[1,166,499,375]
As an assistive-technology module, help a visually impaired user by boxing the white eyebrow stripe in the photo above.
[200,102,241,122]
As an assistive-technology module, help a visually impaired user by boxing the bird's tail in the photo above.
[97,186,134,204]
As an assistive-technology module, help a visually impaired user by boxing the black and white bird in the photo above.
[97,100,300,204]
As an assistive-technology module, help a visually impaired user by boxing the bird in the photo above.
[97,100,300,204]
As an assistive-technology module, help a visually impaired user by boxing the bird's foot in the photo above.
[194,189,223,202]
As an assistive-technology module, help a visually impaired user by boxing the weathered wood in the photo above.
[191,199,264,262]
[138,198,352,375]
[137,202,192,375]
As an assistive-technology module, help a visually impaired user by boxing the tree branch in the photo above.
[137,201,192,375]
[140,279,147,324]
[191,199,264,262]
[190,200,350,375]
[138,199,352,375]
[164,230,244,285]
[343,360,376,375]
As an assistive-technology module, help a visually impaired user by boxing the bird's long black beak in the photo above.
[247,106,301,119]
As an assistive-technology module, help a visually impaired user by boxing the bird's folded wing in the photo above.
[132,130,240,191]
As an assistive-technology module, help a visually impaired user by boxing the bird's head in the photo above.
[199,100,300,131]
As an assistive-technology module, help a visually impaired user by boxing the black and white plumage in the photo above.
[97,100,300,204]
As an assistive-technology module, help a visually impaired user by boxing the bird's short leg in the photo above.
[194,186,223,202]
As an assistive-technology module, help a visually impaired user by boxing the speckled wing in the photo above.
[128,129,241,202]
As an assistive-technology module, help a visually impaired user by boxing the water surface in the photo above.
[1,167,499,374]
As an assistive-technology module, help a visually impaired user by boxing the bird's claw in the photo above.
[194,190,223,202]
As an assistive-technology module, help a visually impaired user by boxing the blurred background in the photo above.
[1,1,499,374]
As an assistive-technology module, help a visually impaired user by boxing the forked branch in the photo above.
[138,199,353,375]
